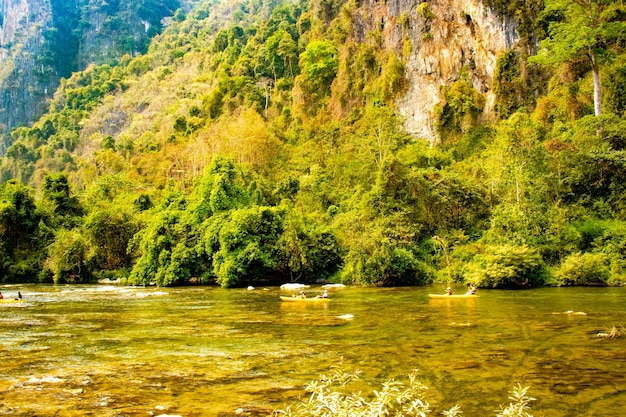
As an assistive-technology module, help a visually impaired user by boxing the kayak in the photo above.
[428,294,478,299]
[280,296,331,302]
[0,298,24,303]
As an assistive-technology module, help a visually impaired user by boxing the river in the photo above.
[0,284,624,416]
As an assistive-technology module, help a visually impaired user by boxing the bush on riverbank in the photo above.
[463,244,548,288]
[553,252,611,286]
[272,364,537,417]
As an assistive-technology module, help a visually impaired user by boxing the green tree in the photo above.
[128,158,250,287]
[435,73,485,138]
[298,40,339,93]
[0,181,39,250]
[127,206,192,286]
[277,31,298,77]
[275,210,341,282]
[84,209,139,271]
[45,228,91,284]
[336,157,432,286]
[211,206,283,287]
[41,173,83,225]
[465,244,547,288]
[3,142,37,184]
[265,29,288,81]
[481,111,548,206]
[0,181,47,282]
[555,115,626,217]
[190,157,248,217]
[530,0,626,116]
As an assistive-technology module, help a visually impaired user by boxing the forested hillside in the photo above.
[0,0,187,140]
[1,0,626,288]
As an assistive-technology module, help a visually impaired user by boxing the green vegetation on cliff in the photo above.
[1,0,626,288]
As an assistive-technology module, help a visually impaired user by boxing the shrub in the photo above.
[554,252,610,286]
[340,241,430,286]
[417,2,435,21]
[435,73,485,138]
[465,244,547,288]
[273,364,537,417]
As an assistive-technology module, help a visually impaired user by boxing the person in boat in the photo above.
[17,292,22,299]
[316,289,329,299]
[466,285,476,295]
[0,292,3,299]
[298,290,306,299]
[445,287,452,296]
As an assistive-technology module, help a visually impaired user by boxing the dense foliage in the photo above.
[1,0,626,288]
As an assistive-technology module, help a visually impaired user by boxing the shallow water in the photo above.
[0,284,624,416]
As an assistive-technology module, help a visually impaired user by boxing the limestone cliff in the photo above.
[1,0,521,149]
[0,0,54,149]
[0,0,187,152]
[354,0,519,142]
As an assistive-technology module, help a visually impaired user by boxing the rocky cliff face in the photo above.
[2,0,519,149]
[0,0,187,153]
[354,0,519,142]
[0,0,54,149]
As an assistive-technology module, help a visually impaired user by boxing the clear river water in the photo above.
[0,284,625,417]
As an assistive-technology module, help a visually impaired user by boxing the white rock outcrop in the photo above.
[354,0,519,142]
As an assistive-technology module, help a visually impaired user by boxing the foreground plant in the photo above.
[497,383,536,417]
[597,325,626,339]
[272,365,536,417]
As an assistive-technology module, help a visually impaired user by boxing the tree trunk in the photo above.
[591,53,602,116]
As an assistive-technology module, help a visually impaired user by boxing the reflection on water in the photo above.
[0,284,625,416]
